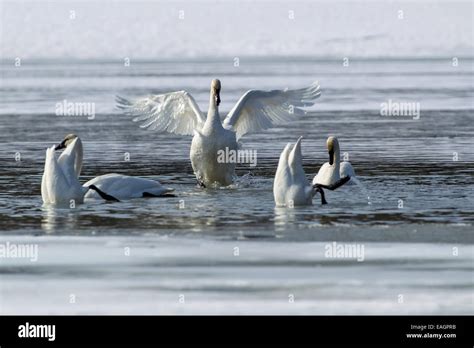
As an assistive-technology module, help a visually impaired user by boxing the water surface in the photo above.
[0,58,473,314]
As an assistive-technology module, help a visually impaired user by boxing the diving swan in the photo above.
[41,137,119,206]
[117,79,321,187]
[274,137,351,207]
[42,134,174,205]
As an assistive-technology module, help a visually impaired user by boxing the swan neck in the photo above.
[334,147,340,165]
[205,92,222,129]
[74,138,83,177]
[332,148,341,172]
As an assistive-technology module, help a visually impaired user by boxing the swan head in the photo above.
[55,134,78,150]
[326,136,339,165]
[211,79,221,106]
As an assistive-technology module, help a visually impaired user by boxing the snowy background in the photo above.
[1,0,473,59]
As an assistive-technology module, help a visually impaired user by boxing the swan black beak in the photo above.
[54,140,66,151]
[216,91,221,106]
[328,150,334,165]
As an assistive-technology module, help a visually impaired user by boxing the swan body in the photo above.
[190,125,238,187]
[83,173,173,200]
[273,137,317,207]
[118,79,321,187]
[312,136,356,186]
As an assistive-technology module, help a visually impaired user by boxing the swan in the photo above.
[117,79,321,187]
[41,138,119,206]
[51,134,175,200]
[312,136,355,187]
[273,137,327,206]
[83,173,173,200]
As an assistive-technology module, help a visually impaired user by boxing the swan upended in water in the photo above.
[117,79,321,187]
[274,137,352,207]
[41,138,119,206]
[41,134,174,205]
[312,136,356,186]
[273,137,327,206]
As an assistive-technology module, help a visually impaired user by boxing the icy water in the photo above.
[0,58,473,314]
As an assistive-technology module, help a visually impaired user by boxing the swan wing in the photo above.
[273,143,293,206]
[223,82,321,139]
[288,137,311,204]
[288,136,306,179]
[116,91,205,136]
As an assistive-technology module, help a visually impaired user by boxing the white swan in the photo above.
[41,138,119,206]
[273,137,327,206]
[50,134,174,201]
[83,173,172,200]
[312,136,355,187]
[117,79,321,187]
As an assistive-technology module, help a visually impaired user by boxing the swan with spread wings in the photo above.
[117,79,320,187]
